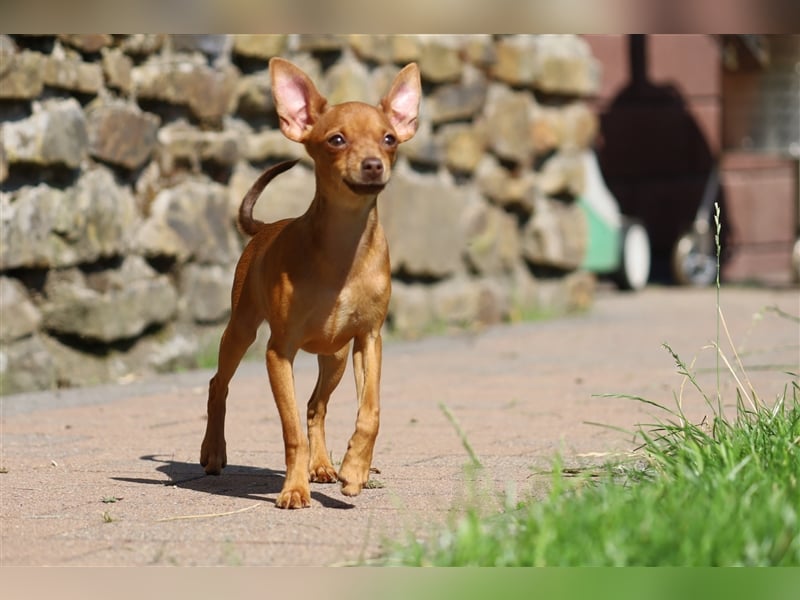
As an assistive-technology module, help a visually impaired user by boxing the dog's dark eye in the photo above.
[383,133,397,147]
[328,134,346,147]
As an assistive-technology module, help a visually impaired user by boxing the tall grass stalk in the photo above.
[715,201,722,414]
[439,402,483,471]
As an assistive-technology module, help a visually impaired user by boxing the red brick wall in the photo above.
[720,153,798,283]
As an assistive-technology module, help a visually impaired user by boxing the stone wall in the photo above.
[1,34,600,394]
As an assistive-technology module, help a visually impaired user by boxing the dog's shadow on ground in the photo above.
[112,454,356,509]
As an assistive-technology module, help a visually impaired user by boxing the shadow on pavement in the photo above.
[112,454,355,509]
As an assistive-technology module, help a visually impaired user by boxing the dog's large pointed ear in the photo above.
[380,63,421,143]
[270,58,328,143]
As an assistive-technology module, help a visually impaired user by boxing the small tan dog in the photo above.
[200,57,421,509]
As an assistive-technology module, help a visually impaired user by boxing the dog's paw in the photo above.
[309,463,338,484]
[338,460,368,497]
[340,479,364,497]
[275,485,312,509]
[200,439,226,475]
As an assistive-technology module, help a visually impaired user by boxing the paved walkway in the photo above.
[2,286,797,566]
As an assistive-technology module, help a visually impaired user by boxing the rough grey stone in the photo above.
[168,35,230,59]
[426,65,488,124]
[0,46,44,99]
[483,84,535,166]
[57,34,114,53]
[42,45,104,94]
[245,129,307,164]
[135,176,242,265]
[295,34,348,53]
[559,102,599,151]
[41,334,123,389]
[508,262,540,321]
[379,164,468,279]
[387,281,434,338]
[232,35,287,59]
[0,334,57,394]
[236,72,274,117]
[0,143,7,183]
[348,35,395,64]
[492,35,540,87]
[397,114,443,167]
[389,35,423,64]
[137,323,203,374]
[463,200,521,276]
[462,35,496,67]
[488,35,600,96]
[533,35,600,96]
[86,98,160,169]
[358,35,449,67]
[530,106,562,156]
[179,263,235,324]
[474,154,536,212]
[564,270,595,312]
[522,194,588,270]
[474,277,512,325]
[0,34,15,70]
[41,256,178,343]
[418,37,463,83]
[440,122,487,174]
[323,52,373,105]
[119,34,165,55]
[0,166,138,270]
[429,276,482,327]
[536,151,585,197]
[101,47,133,92]
[535,270,595,315]
[132,55,240,122]
[0,277,42,343]
[2,98,88,168]
[156,120,243,173]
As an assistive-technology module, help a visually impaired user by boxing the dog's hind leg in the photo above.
[200,313,260,475]
[307,344,350,483]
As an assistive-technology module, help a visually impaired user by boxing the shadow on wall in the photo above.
[596,34,731,283]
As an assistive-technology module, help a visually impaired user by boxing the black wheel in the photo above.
[613,219,651,291]
[671,228,717,287]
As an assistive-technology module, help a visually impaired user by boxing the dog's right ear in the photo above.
[270,58,328,143]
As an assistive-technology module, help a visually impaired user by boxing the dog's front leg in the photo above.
[267,344,311,509]
[339,331,382,497]
[307,344,350,483]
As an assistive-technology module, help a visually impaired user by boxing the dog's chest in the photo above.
[328,264,389,330]
[300,271,388,354]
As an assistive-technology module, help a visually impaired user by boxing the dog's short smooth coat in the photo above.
[200,58,421,508]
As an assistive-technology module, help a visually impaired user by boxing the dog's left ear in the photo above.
[380,63,421,143]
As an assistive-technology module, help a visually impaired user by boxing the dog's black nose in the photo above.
[361,158,384,179]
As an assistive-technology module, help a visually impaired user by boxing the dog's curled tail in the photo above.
[238,158,300,236]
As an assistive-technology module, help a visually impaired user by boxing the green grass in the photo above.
[382,203,800,566]
[383,382,799,566]
[384,342,800,566]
